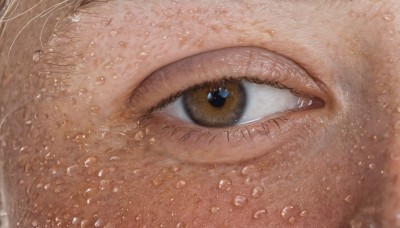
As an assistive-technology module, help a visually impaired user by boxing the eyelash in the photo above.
[138,113,290,145]
[144,76,291,116]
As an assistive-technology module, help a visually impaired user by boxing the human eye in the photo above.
[129,47,327,164]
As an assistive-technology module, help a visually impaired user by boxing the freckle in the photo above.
[118,41,128,47]
[233,194,248,207]
[218,178,232,190]
[95,76,106,85]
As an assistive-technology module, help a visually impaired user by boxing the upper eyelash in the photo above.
[145,76,290,116]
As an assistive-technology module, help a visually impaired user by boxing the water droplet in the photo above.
[135,131,144,141]
[138,51,150,58]
[149,137,156,145]
[281,205,295,218]
[241,165,256,175]
[344,195,353,203]
[176,221,185,228]
[84,156,98,167]
[32,219,39,227]
[176,180,186,189]
[288,217,296,224]
[72,217,81,225]
[396,107,400,113]
[251,186,264,198]
[218,179,232,190]
[210,206,220,213]
[66,164,80,176]
[368,163,376,170]
[94,218,104,227]
[383,12,395,21]
[124,12,135,21]
[84,188,98,198]
[32,50,44,62]
[95,77,106,85]
[300,210,308,217]
[69,13,81,23]
[253,209,267,219]
[233,194,248,207]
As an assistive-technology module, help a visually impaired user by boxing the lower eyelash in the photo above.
[138,115,289,145]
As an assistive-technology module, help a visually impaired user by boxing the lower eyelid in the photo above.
[140,107,321,164]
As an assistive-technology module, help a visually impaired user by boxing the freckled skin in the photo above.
[0,0,400,227]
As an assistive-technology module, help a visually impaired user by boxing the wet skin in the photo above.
[0,0,400,227]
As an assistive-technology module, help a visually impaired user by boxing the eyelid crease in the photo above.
[129,46,327,118]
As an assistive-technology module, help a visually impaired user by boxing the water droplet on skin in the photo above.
[72,217,81,225]
[233,194,248,207]
[135,131,144,141]
[288,217,296,224]
[281,205,295,218]
[218,179,232,190]
[300,210,308,217]
[396,107,400,113]
[95,77,106,85]
[176,180,186,189]
[345,195,353,203]
[84,156,98,167]
[94,218,104,227]
[32,50,44,62]
[32,220,39,227]
[138,51,150,58]
[149,137,156,145]
[210,206,220,213]
[241,165,256,175]
[368,163,376,170]
[251,186,264,198]
[253,209,267,219]
[66,164,80,176]
[176,221,185,228]
[383,12,395,21]
[69,13,81,23]
[84,188,98,198]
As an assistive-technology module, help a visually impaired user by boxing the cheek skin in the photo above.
[0,0,399,227]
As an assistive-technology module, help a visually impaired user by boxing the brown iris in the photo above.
[182,80,246,127]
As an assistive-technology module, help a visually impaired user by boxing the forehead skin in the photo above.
[0,0,400,227]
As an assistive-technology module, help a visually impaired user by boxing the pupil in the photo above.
[207,88,230,108]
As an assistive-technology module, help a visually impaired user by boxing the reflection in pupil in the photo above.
[207,88,230,108]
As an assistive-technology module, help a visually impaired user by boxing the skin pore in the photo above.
[0,0,400,227]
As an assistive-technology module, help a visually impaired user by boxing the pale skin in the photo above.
[0,0,400,227]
